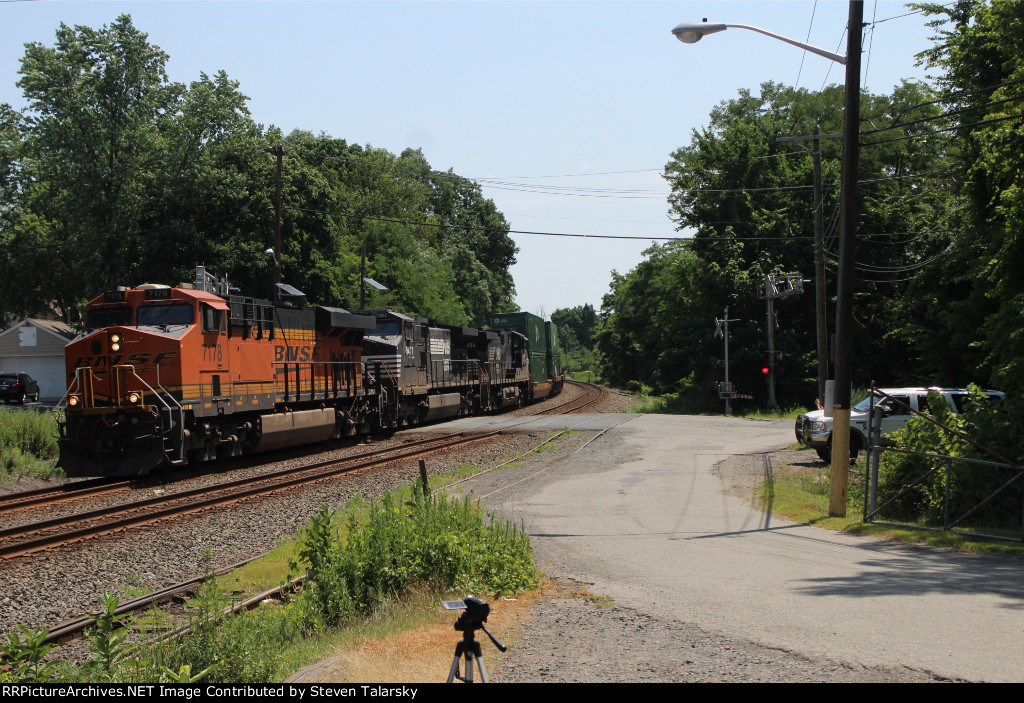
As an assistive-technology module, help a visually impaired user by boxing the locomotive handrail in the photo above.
[49,367,86,439]
[271,359,366,404]
[119,363,186,461]
[367,359,398,391]
[118,364,180,416]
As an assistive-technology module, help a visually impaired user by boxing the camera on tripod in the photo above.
[442,597,507,683]
[443,596,491,631]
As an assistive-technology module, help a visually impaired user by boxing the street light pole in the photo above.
[672,1,863,516]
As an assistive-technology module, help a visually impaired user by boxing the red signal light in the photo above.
[761,366,770,375]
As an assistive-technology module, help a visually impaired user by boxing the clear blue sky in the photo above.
[0,1,942,316]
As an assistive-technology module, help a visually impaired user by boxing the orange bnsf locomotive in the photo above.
[58,267,377,477]
[57,267,564,478]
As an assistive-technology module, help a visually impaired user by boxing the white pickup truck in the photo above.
[794,387,1004,462]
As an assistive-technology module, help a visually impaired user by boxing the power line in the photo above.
[862,111,1024,147]
[859,75,1024,133]
[794,0,819,89]
[863,0,879,90]
[870,2,958,25]
[863,93,1024,137]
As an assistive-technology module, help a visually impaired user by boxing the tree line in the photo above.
[592,1,1024,413]
[0,15,518,328]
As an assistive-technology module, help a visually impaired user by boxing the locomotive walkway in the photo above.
[465,414,1024,683]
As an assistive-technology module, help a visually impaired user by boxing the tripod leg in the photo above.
[447,653,462,683]
[474,653,489,683]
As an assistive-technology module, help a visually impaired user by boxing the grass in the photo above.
[0,408,63,483]
[763,446,1024,557]
[3,449,548,684]
[626,391,808,420]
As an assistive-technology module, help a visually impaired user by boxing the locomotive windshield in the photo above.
[367,320,401,337]
[86,306,132,330]
[137,303,194,326]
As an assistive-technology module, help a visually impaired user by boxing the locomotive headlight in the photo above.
[127,392,140,404]
[68,395,80,407]
[110,333,122,352]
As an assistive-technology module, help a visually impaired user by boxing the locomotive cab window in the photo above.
[86,306,132,330]
[202,304,226,334]
[138,303,194,327]
[368,321,400,337]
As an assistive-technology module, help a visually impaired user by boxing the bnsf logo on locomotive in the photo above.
[274,344,321,362]
[71,352,179,370]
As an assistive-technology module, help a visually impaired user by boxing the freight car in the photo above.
[489,311,564,400]
[56,269,563,478]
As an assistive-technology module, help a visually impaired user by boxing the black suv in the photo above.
[0,373,40,404]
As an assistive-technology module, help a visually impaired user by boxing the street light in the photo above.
[672,3,863,517]
[671,20,847,64]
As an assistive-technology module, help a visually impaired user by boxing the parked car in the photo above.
[0,372,40,404]
[795,387,1004,462]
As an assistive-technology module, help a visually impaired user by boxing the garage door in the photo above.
[0,355,66,400]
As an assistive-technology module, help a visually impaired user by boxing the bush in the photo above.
[0,409,61,481]
[293,482,538,629]
[877,388,1021,528]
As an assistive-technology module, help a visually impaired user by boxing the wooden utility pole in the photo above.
[273,144,284,302]
[812,128,828,401]
[776,128,836,401]
[360,244,367,308]
[759,273,804,410]
[830,0,864,518]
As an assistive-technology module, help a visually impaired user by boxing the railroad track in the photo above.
[3,383,616,651]
[0,477,134,517]
[0,427,543,560]
[0,382,609,520]
[537,381,606,415]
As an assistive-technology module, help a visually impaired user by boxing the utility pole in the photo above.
[714,308,740,415]
[766,291,777,410]
[812,127,827,402]
[759,273,804,410]
[830,0,864,518]
[360,244,367,308]
[776,127,837,401]
[273,144,284,303]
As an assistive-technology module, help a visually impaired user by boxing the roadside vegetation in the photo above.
[624,385,807,419]
[0,409,62,483]
[765,453,1024,558]
[1,477,539,683]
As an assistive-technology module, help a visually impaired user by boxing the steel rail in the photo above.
[0,427,529,560]
[15,382,615,651]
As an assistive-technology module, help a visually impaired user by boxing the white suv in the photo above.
[795,387,1004,462]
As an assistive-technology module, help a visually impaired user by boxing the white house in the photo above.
[0,319,76,400]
